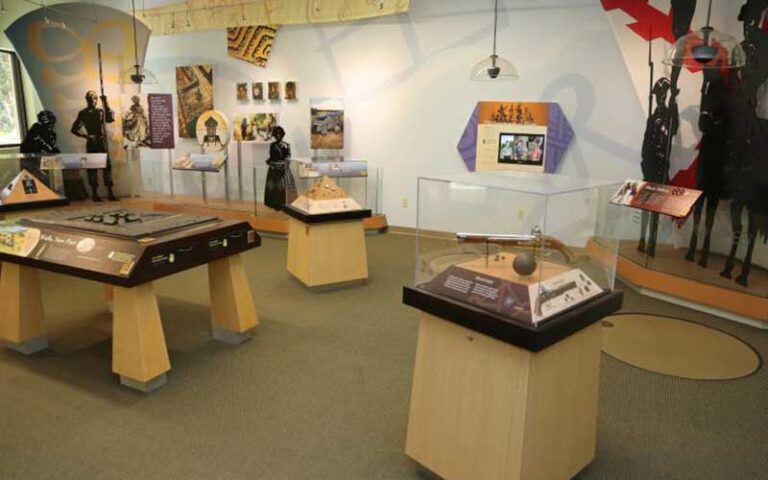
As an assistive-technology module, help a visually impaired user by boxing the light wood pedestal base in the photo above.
[286,217,369,287]
[405,313,602,480]
[0,254,258,392]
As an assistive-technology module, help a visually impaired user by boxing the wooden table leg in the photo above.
[208,254,259,344]
[0,262,48,355]
[103,284,114,313]
[112,283,170,392]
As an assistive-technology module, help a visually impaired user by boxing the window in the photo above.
[0,50,27,147]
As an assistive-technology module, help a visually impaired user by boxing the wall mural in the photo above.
[227,25,278,68]
[4,3,151,198]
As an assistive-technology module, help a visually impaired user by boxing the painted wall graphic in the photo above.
[227,25,278,67]
[4,3,151,163]
[310,97,344,150]
[176,65,214,138]
[458,102,574,173]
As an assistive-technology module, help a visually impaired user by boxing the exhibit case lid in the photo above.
[406,171,623,342]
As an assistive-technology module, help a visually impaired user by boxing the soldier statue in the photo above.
[70,90,116,202]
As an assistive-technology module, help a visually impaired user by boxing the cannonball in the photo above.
[513,252,537,276]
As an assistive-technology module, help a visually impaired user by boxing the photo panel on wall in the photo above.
[236,82,249,101]
[252,82,264,100]
[268,81,280,100]
[232,112,279,143]
[310,97,344,150]
[285,81,297,100]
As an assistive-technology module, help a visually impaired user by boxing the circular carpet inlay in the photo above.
[602,314,760,380]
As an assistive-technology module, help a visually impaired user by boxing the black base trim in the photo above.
[403,286,623,352]
[0,198,70,213]
[282,205,372,224]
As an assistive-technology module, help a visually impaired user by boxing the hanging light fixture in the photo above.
[121,0,157,85]
[663,0,745,69]
[471,0,518,81]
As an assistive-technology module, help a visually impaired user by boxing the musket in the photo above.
[456,232,576,264]
[96,43,114,154]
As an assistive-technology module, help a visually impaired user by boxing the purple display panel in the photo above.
[457,102,574,173]
[148,94,175,149]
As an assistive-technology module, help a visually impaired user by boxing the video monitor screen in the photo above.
[498,133,545,166]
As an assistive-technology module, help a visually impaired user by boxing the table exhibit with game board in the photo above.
[0,208,261,392]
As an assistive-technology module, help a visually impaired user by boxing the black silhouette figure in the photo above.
[638,78,676,256]
[264,126,297,210]
[719,0,768,287]
[70,90,116,202]
[19,110,59,186]
[685,65,731,268]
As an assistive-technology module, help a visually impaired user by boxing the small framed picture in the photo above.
[285,81,297,100]
[268,81,280,100]
[236,82,248,101]
[252,82,264,100]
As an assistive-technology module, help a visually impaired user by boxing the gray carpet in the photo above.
[0,233,766,480]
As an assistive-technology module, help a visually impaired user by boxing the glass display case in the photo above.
[0,153,68,212]
[410,171,622,329]
[604,202,768,300]
[253,158,380,217]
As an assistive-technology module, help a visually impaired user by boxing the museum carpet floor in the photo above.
[0,233,766,480]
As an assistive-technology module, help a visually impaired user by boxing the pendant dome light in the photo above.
[663,0,745,69]
[121,0,158,85]
[471,0,518,81]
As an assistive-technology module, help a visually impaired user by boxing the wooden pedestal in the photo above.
[405,313,602,480]
[0,253,258,392]
[286,217,368,287]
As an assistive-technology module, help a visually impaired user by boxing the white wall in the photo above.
[134,0,645,227]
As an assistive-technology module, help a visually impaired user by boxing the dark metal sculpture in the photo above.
[264,126,297,210]
[19,110,59,186]
[719,0,768,286]
[69,44,116,202]
[685,65,730,267]
[638,78,675,256]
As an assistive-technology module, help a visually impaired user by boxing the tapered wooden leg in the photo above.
[208,254,259,344]
[103,284,114,313]
[112,283,170,392]
[0,262,48,354]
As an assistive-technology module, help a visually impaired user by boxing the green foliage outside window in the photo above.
[0,51,24,146]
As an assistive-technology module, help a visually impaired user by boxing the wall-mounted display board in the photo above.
[310,98,344,150]
[195,110,230,154]
[232,113,278,143]
[458,102,574,174]
[176,65,214,138]
[121,94,175,150]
